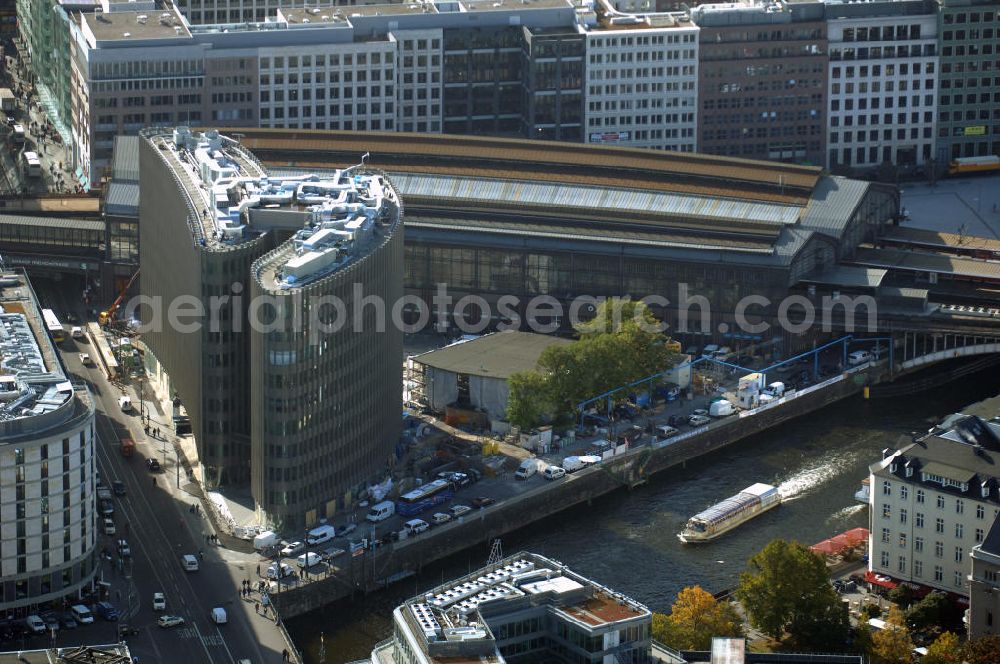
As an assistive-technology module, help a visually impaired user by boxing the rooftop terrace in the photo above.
[81,6,191,44]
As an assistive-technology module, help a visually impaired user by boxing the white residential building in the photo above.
[0,271,98,611]
[825,0,939,171]
[868,415,1000,598]
[583,9,699,151]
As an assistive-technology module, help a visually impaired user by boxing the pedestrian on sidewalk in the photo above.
[256,564,261,576]
[282,649,289,662]
[255,602,260,614]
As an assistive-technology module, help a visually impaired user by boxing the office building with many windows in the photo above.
[969,513,1000,639]
[139,127,402,530]
[693,0,828,165]
[825,0,940,172]
[868,415,1000,597]
[935,0,1000,161]
[583,10,698,151]
[0,270,98,611]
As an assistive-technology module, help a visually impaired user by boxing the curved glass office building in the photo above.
[139,128,402,530]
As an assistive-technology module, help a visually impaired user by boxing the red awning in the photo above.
[865,571,899,589]
[811,528,870,556]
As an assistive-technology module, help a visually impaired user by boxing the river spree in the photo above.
[288,369,1000,662]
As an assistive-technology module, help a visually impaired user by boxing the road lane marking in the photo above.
[216,626,237,664]
[193,622,217,663]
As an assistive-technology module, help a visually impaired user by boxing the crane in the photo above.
[99,269,140,327]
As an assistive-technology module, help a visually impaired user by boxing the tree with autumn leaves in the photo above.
[652,585,744,651]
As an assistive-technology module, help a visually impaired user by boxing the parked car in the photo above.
[543,465,567,480]
[431,512,452,525]
[281,541,305,557]
[157,615,185,629]
[112,480,126,496]
[691,408,708,417]
[99,499,114,516]
[267,563,295,580]
[103,518,116,535]
[117,539,131,557]
[667,414,686,428]
[146,458,161,472]
[337,523,357,537]
[24,615,46,634]
[471,496,496,509]
[688,414,711,427]
[449,504,472,518]
[60,613,78,630]
[40,612,60,632]
[95,601,119,621]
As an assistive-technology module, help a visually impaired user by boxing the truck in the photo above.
[0,88,15,112]
[120,438,135,458]
[514,458,546,480]
[253,531,277,551]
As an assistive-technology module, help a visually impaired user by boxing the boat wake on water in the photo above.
[828,503,866,523]
[777,451,858,501]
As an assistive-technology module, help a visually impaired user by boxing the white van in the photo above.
[366,501,395,523]
[848,350,871,366]
[70,604,94,624]
[404,519,429,535]
[763,382,785,398]
[71,326,84,339]
[267,562,295,579]
[514,458,543,480]
[543,465,566,480]
[118,396,132,412]
[709,400,736,417]
[181,554,199,571]
[306,524,336,546]
[210,607,227,625]
[296,551,322,568]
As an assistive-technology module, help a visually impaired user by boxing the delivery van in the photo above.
[366,501,395,523]
[404,519,429,535]
[182,554,199,571]
[306,524,336,546]
[211,607,227,624]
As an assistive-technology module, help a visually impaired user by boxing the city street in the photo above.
[30,280,293,663]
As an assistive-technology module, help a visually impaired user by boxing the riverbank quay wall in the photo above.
[272,373,866,619]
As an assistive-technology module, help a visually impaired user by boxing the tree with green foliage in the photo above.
[653,586,744,651]
[506,298,678,426]
[506,370,553,431]
[736,539,848,649]
[962,634,1000,664]
[871,605,913,663]
[887,584,916,610]
[905,591,951,633]
[921,631,961,664]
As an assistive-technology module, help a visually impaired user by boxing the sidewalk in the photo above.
[124,377,303,661]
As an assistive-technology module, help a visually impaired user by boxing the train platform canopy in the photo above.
[881,226,1000,256]
[852,247,1000,282]
[797,265,888,289]
[411,331,570,380]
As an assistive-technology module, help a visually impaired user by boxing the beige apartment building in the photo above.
[868,415,1000,598]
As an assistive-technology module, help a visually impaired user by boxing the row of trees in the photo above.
[653,538,1000,661]
[506,299,679,429]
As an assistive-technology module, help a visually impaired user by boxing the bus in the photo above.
[396,479,454,517]
[948,155,1000,176]
[41,309,66,343]
[22,151,41,178]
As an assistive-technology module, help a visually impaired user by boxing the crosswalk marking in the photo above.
[201,633,224,646]
[177,627,198,639]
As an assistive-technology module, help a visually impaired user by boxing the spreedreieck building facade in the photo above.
[0,270,98,612]
[138,127,402,530]
[868,415,1000,598]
